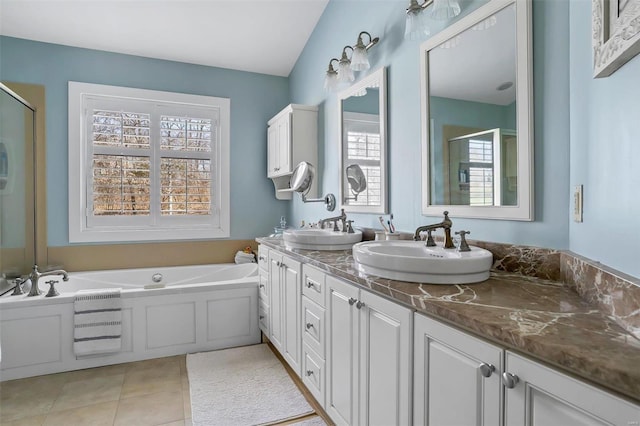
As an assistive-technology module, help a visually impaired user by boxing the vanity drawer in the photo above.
[258,245,269,271]
[302,297,325,357]
[258,273,269,301]
[302,264,325,307]
[258,299,269,335]
[302,342,325,407]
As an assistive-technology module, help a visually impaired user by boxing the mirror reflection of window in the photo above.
[343,111,380,206]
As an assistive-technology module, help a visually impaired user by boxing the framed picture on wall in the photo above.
[593,0,640,77]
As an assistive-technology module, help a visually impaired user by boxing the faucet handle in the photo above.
[425,229,436,247]
[455,230,471,252]
[45,280,60,297]
[346,220,354,234]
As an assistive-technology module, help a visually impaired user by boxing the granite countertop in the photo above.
[257,237,640,402]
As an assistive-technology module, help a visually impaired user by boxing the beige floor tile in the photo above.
[181,375,189,392]
[184,419,192,426]
[157,421,185,426]
[114,390,184,426]
[42,401,117,426]
[120,366,182,399]
[125,357,181,374]
[182,390,191,419]
[0,393,57,423]
[49,374,124,412]
[0,414,46,426]
[0,375,67,402]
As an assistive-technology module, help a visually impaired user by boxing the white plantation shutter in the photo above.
[343,112,381,207]
[467,138,494,206]
[69,82,230,242]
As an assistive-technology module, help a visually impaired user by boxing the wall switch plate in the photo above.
[573,185,583,222]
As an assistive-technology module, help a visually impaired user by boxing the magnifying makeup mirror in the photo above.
[345,164,367,201]
[290,161,336,211]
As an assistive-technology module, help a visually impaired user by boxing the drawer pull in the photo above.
[348,297,357,305]
[306,322,314,330]
[479,363,495,378]
[306,370,314,376]
[306,281,315,289]
[259,255,265,261]
[259,315,265,320]
[502,372,519,389]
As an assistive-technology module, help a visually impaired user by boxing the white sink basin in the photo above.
[283,228,363,251]
[352,240,493,284]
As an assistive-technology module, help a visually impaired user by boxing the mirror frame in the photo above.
[420,0,533,220]
[338,66,388,214]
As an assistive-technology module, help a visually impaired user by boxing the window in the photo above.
[343,112,381,207]
[69,82,230,242]
[467,138,494,206]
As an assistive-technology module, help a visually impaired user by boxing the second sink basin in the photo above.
[283,228,363,251]
[352,240,493,284]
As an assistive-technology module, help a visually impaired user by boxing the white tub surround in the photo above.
[0,263,260,381]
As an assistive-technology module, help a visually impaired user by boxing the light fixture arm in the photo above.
[356,31,380,50]
[406,0,434,14]
[326,58,339,72]
[341,45,354,61]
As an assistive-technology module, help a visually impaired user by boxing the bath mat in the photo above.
[187,344,314,426]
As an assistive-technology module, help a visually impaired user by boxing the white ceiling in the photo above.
[0,0,330,77]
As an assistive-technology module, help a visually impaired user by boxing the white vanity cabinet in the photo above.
[325,275,413,426]
[268,250,302,376]
[414,313,640,426]
[300,264,327,407]
[267,104,318,199]
[257,245,270,335]
[414,313,503,425]
[504,351,640,426]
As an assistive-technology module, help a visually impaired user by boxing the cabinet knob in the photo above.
[276,261,281,267]
[502,372,519,389]
[348,297,357,305]
[306,322,314,330]
[306,370,314,376]
[259,284,265,289]
[306,281,314,289]
[478,363,495,378]
[356,301,365,309]
[259,255,265,261]
[259,315,265,320]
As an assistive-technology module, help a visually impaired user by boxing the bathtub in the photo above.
[0,263,261,381]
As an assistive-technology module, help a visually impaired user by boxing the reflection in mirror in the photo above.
[339,67,387,214]
[0,84,36,293]
[421,0,533,220]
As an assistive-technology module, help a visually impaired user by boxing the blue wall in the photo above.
[569,0,640,278]
[0,36,290,246]
[288,0,571,252]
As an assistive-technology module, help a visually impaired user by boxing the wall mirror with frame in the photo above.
[338,67,387,214]
[420,0,534,220]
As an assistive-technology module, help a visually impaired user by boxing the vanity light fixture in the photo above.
[324,31,380,92]
[324,58,339,92]
[351,31,379,71]
[337,46,355,84]
[404,0,461,40]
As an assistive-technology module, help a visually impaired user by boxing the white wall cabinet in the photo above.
[414,313,640,426]
[266,104,318,200]
[268,250,302,376]
[325,275,412,426]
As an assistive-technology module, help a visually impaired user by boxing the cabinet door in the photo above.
[281,255,301,376]
[277,113,291,174]
[504,351,640,426]
[359,290,413,426]
[267,124,279,177]
[414,314,503,426]
[268,251,284,353]
[325,275,360,426]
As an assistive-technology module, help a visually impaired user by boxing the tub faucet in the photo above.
[28,265,69,297]
[319,209,347,232]
[413,211,455,249]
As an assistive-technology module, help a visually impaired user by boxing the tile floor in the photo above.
[0,348,331,426]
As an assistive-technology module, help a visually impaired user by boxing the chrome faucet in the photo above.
[319,208,347,232]
[27,265,69,297]
[413,211,455,249]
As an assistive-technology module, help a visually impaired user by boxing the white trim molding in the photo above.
[593,0,640,77]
